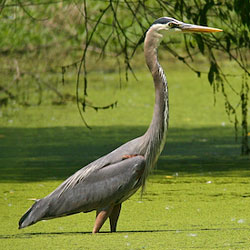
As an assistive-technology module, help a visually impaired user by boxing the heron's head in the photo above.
[145,17,222,45]
[151,17,222,34]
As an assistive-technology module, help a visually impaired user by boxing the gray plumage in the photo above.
[19,155,145,228]
[19,17,222,233]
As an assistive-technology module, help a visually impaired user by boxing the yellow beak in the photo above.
[180,23,223,33]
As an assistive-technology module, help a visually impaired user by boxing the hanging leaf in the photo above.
[225,35,231,52]
[234,0,250,27]
[227,33,237,44]
[179,0,184,15]
[196,71,201,78]
[61,66,66,85]
[225,2,233,11]
[194,34,204,54]
[208,62,217,85]
[200,0,214,25]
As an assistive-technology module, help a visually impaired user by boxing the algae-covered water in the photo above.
[0,67,249,249]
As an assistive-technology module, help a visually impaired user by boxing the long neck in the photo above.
[143,28,169,166]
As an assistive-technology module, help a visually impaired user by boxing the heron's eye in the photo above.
[168,22,175,28]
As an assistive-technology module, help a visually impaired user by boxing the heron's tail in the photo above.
[18,199,48,229]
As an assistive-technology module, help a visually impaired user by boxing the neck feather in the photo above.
[143,28,169,167]
[139,27,169,193]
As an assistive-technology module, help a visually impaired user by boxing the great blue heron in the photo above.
[19,17,222,233]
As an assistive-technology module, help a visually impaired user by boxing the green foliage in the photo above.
[0,0,249,154]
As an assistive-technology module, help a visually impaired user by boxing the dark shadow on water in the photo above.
[0,126,249,182]
[1,227,249,239]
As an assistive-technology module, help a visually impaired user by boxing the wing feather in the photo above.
[49,137,144,197]
[43,155,145,218]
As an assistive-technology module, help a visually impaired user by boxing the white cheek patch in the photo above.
[172,28,182,32]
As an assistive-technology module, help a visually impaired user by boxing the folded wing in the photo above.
[19,155,145,228]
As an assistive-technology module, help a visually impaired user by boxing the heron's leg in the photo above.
[92,206,113,234]
[109,203,122,232]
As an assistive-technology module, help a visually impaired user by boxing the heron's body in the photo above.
[19,17,222,233]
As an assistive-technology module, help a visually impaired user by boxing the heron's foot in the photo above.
[109,203,121,232]
[92,206,113,234]
[122,154,139,160]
